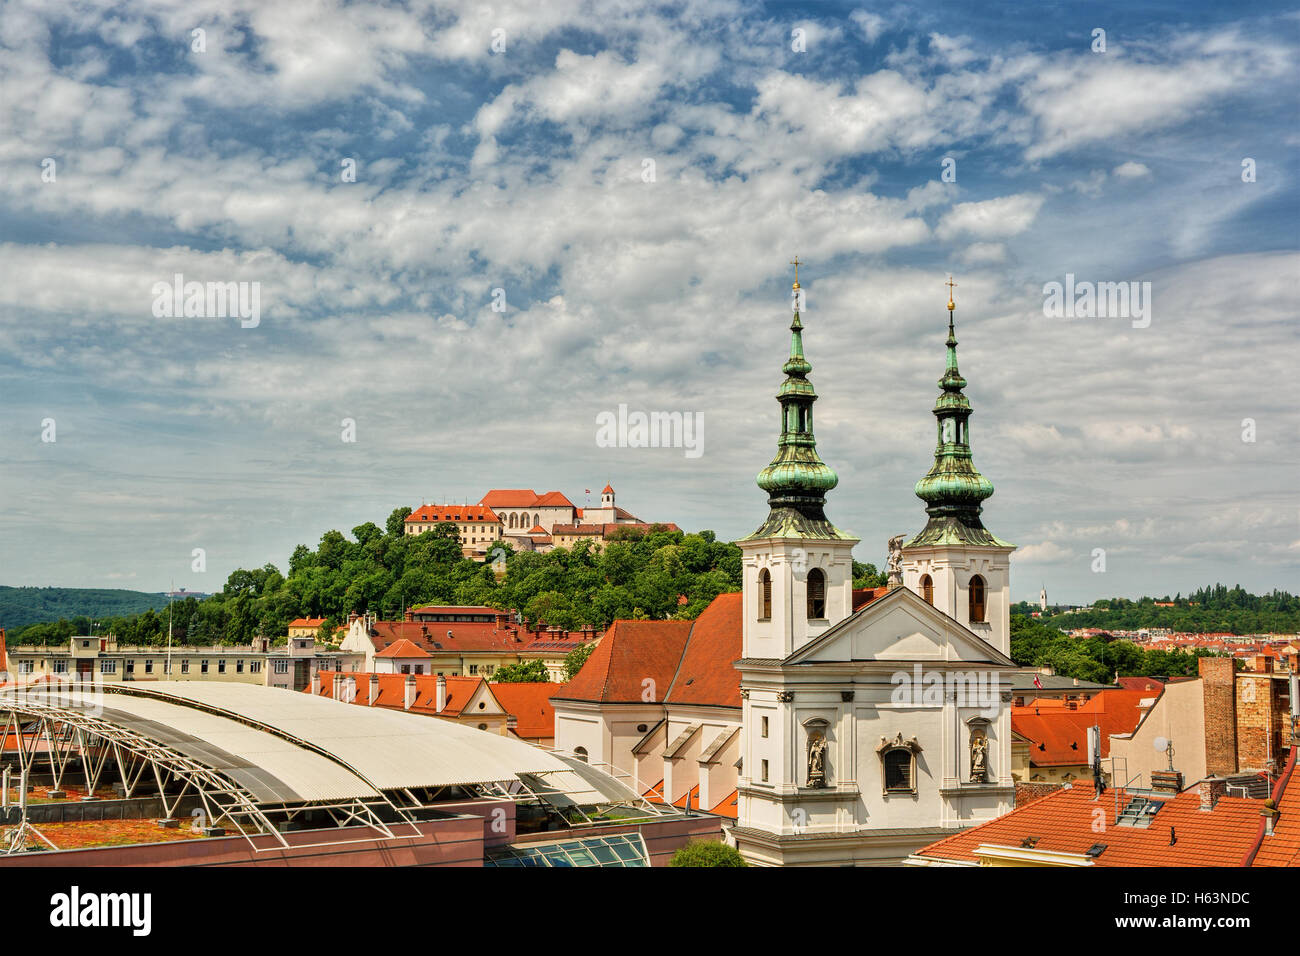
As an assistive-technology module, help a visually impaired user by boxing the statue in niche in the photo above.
[970,733,988,782]
[807,732,828,789]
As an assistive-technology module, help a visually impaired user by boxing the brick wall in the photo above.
[1200,657,1237,775]
[1235,674,1288,772]
[1014,781,1062,808]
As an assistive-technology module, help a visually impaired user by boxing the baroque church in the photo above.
[729,274,1018,866]
[550,270,1019,866]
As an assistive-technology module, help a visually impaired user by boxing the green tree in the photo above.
[492,659,551,683]
[563,642,596,681]
[669,841,747,867]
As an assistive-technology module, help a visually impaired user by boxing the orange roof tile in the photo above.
[665,592,742,708]
[917,784,1269,866]
[479,489,538,507]
[375,638,432,659]
[553,619,693,704]
[1251,749,1299,867]
[310,672,487,717]
[406,504,500,523]
[288,617,326,628]
[710,789,739,819]
[1013,689,1153,767]
[491,682,560,740]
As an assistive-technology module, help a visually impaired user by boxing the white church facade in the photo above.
[731,277,1018,866]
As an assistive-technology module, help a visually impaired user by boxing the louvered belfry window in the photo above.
[807,568,826,619]
[969,575,987,623]
[759,569,772,620]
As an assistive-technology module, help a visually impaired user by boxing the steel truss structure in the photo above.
[0,685,680,856]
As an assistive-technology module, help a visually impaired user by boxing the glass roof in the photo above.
[485,833,649,867]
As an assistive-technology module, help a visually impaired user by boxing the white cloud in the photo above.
[936,193,1044,240]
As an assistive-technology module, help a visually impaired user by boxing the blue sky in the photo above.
[0,0,1296,604]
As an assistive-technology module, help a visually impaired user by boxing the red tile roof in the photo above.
[311,672,486,717]
[406,504,500,523]
[916,784,1269,866]
[665,592,742,708]
[1250,749,1299,867]
[288,617,326,628]
[552,522,681,536]
[553,619,693,704]
[710,789,739,819]
[360,620,528,655]
[852,587,889,610]
[1012,689,1154,767]
[479,489,538,507]
[534,491,575,508]
[375,638,432,659]
[1116,676,1165,692]
[601,483,614,494]
[491,682,560,740]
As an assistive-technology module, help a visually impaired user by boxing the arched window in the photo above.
[969,575,987,623]
[574,746,588,763]
[919,574,934,605]
[759,569,772,620]
[807,567,826,619]
[509,512,517,529]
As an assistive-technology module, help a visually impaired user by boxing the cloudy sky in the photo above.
[0,0,1296,604]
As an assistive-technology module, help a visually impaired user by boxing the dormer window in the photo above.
[807,568,826,619]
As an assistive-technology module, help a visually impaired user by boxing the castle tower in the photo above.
[902,279,1015,654]
[600,483,615,509]
[737,262,858,661]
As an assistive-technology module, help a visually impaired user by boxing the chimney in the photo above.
[1198,776,1228,811]
[404,674,417,711]
[369,673,379,706]
[436,674,447,713]
[421,624,430,640]
[1263,799,1278,835]
[404,607,414,623]
[310,671,320,696]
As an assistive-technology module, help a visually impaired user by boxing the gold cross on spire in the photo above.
[790,255,804,289]
[946,275,957,311]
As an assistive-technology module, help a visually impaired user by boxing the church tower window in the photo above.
[919,574,933,605]
[884,749,912,792]
[969,575,987,623]
[807,568,826,619]
[759,569,772,620]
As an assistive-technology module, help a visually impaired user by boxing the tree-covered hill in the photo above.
[9,511,747,647]
[0,587,169,632]
[1013,585,1300,635]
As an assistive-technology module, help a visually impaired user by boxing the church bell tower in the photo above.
[737,261,858,661]
[901,280,1015,654]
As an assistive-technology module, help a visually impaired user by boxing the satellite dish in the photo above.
[1153,736,1169,752]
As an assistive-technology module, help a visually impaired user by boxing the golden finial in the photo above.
[790,255,804,290]
[946,275,957,311]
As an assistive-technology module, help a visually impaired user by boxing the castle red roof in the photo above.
[406,504,500,523]
[288,617,326,628]
[601,483,614,494]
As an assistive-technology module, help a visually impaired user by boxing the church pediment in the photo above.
[783,586,1015,666]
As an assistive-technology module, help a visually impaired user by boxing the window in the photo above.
[100,661,115,674]
[761,716,769,738]
[761,759,770,783]
[18,662,32,674]
[81,640,90,648]
[274,661,289,674]
[469,664,478,675]
[52,660,68,674]
[236,660,244,673]
[201,660,210,674]
[807,567,826,619]
[144,660,153,674]
[249,661,262,674]
[181,660,190,674]
[400,664,410,674]
[125,660,135,674]
[218,660,226,674]
[574,746,589,764]
[920,574,933,605]
[759,569,772,619]
[969,575,987,623]
[884,750,912,792]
